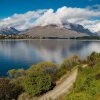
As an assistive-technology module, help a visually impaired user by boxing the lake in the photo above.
[0,39,100,75]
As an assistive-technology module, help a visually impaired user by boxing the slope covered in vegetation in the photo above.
[0,55,79,100]
[63,52,100,100]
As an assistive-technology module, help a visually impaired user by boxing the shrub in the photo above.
[8,68,26,78]
[0,78,23,100]
[95,73,100,80]
[61,55,80,71]
[27,62,57,82]
[36,62,57,75]
[8,69,16,78]
[87,52,100,66]
[23,66,53,96]
[56,65,67,79]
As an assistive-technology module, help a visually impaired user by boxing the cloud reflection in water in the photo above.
[0,39,100,75]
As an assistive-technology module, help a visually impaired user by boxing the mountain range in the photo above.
[0,22,97,38]
[23,23,95,38]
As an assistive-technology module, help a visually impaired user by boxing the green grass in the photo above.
[63,63,100,100]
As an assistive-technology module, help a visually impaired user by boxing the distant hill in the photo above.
[0,27,20,35]
[23,23,94,38]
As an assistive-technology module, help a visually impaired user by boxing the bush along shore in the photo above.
[0,52,100,100]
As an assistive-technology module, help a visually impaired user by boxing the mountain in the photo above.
[62,23,94,35]
[23,25,89,38]
[0,27,20,35]
[23,23,94,38]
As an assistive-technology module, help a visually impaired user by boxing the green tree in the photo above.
[61,55,80,71]
[87,52,100,66]
[36,62,57,75]
[23,66,53,96]
[8,68,26,78]
[8,69,16,78]
[27,62,57,81]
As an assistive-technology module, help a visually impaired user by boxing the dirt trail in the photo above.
[39,69,78,100]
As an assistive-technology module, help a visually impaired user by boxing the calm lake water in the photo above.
[0,39,100,75]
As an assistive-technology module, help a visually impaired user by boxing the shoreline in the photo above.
[0,34,100,40]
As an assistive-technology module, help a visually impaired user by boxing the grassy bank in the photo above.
[62,52,100,100]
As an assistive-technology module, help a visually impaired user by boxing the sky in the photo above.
[0,0,99,18]
[0,0,100,32]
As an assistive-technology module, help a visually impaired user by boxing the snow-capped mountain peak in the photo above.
[0,27,20,35]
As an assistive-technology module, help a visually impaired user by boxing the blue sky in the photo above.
[0,0,99,18]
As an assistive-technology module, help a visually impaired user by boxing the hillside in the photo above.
[23,24,91,38]
[63,52,100,100]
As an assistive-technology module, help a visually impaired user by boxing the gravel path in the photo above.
[39,69,78,100]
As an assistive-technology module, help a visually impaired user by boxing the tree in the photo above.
[36,62,57,75]
[61,55,80,71]
[8,68,26,78]
[23,66,53,96]
[0,78,23,100]
[27,62,57,81]
[87,52,100,66]
[8,69,16,78]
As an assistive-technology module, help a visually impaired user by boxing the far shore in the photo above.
[0,35,100,40]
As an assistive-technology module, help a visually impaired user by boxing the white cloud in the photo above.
[36,6,100,26]
[34,9,63,26]
[0,6,100,32]
[35,6,100,32]
[0,9,47,30]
